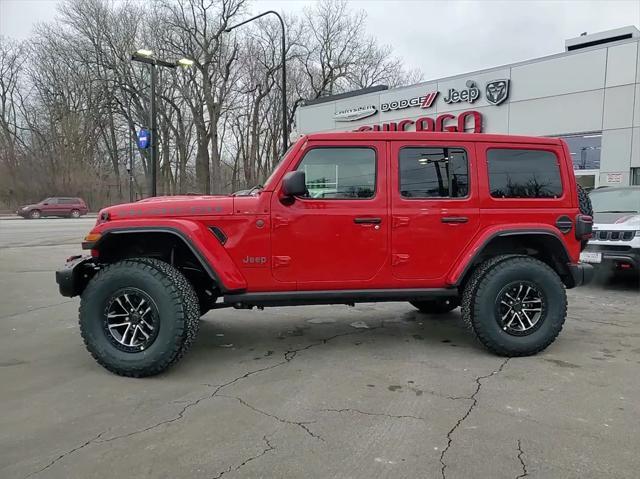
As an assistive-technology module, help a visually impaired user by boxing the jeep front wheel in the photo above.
[465,256,567,356]
[410,297,459,315]
[79,259,199,377]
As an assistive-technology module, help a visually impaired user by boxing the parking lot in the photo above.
[0,217,639,479]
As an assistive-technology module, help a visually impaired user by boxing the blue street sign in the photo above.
[137,128,150,149]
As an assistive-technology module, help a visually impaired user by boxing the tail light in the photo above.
[575,214,593,241]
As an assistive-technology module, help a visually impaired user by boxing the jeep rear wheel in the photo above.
[79,259,199,377]
[465,256,567,356]
[410,297,459,315]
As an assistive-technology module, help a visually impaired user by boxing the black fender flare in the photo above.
[453,229,573,287]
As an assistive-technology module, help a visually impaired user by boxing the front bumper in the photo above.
[567,262,594,287]
[55,255,97,297]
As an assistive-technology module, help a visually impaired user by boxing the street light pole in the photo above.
[131,51,194,197]
[150,63,157,197]
[226,11,288,155]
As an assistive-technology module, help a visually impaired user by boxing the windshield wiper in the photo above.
[247,184,263,195]
[232,184,263,196]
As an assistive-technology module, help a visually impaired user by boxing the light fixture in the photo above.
[177,58,195,68]
[135,49,154,57]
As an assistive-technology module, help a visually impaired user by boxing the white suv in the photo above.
[582,187,640,272]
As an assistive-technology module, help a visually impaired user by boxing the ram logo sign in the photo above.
[485,79,510,105]
[333,105,378,122]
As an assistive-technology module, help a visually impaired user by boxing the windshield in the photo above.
[263,144,295,189]
[232,145,296,196]
[589,189,640,213]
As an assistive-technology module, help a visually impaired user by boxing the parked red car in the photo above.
[17,197,88,219]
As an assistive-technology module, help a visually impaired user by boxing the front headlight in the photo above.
[22,207,28,210]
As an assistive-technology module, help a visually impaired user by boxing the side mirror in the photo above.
[281,170,307,197]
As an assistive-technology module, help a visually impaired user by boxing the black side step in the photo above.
[223,288,457,308]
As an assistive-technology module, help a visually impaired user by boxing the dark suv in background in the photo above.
[17,197,88,219]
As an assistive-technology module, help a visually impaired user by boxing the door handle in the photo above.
[354,217,382,224]
[441,216,469,224]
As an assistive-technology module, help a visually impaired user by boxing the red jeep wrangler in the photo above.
[56,132,594,377]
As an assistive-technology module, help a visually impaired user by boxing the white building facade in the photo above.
[295,26,640,189]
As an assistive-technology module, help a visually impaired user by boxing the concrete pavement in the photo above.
[1,218,639,478]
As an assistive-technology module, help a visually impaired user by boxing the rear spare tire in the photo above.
[79,259,199,377]
[466,256,567,357]
[577,184,593,251]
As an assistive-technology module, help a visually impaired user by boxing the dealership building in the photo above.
[295,26,640,189]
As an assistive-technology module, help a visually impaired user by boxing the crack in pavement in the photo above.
[21,324,382,477]
[220,395,324,441]
[568,316,630,328]
[23,430,108,479]
[321,407,425,421]
[1,300,74,321]
[94,324,383,445]
[516,439,528,478]
[211,435,275,479]
[439,358,510,479]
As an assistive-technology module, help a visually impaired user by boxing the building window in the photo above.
[487,149,563,199]
[632,168,640,186]
[297,147,376,199]
[399,147,469,198]
[558,133,602,170]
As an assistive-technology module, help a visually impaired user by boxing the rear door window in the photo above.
[399,147,469,198]
[487,149,562,199]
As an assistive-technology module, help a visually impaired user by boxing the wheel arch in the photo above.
[91,226,246,294]
[451,229,576,289]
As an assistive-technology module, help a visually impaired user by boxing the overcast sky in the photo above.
[1,0,639,80]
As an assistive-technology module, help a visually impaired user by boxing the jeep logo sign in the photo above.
[443,80,480,104]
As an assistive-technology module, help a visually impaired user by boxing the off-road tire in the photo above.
[70,209,81,218]
[129,257,200,360]
[79,259,199,377]
[577,184,593,250]
[467,256,567,357]
[461,254,524,329]
[410,297,460,315]
[29,209,41,219]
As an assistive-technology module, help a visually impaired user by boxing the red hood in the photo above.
[100,195,235,220]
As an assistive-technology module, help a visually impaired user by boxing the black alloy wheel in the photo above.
[495,281,545,336]
[104,288,160,352]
